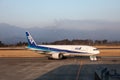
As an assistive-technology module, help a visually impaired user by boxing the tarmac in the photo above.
[0,57,119,80]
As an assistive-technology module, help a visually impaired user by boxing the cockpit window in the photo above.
[93,48,98,51]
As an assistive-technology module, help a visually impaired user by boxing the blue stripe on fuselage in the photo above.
[28,45,87,54]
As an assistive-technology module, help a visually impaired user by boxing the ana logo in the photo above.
[28,36,34,44]
[75,47,81,50]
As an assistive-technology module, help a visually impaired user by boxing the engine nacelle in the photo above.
[51,53,63,59]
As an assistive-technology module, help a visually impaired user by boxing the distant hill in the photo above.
[0,23,25,44]
[0,23,120,44]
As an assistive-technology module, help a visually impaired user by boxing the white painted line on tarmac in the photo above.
[76,61,83,80]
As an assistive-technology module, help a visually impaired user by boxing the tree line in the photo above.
[0,39,120,47]
[43,39,120,46]
[0,41,28,47]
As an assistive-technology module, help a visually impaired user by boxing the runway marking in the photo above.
[76,61,83,80]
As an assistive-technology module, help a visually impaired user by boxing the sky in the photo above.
[0,0,120,29]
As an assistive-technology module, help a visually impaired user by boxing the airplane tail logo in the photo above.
[26,32,37,47]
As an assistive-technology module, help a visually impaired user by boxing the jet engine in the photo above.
[51,53,63,59]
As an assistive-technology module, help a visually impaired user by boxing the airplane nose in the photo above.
[96,50,100,54]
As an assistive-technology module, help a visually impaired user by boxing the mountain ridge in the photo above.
[0,23,120,44]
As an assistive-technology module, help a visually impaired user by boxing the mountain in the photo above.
[0,23,120,44]
[0,23,25,44]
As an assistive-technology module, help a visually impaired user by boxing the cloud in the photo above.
[53,19,120,31]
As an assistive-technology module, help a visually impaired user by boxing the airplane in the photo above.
[25,31,100,61]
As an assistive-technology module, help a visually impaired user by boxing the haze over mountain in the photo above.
[0,21,120,44]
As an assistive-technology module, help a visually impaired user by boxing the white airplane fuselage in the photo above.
[28,45,99,56]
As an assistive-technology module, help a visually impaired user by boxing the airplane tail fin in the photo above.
[26,31,37,47]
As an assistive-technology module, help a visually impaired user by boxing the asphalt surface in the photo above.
[0,57,119,80]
